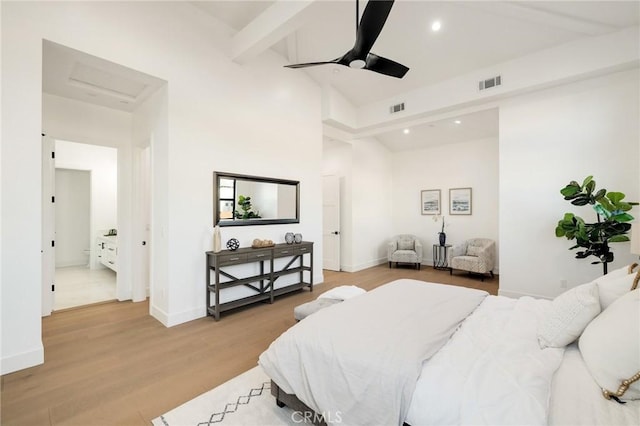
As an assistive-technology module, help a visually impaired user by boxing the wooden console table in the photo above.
[206,242,313,320]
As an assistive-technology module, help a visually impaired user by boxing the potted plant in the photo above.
[555,176,637,274]
[234,195,261,219]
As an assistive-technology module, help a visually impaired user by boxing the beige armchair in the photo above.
[449,238,496,281]
[388,234,423,270]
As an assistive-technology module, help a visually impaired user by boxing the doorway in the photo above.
[41,40,166,318]
[51,141,118,310]
[323,175,341,271]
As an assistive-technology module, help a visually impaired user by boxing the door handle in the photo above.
[332,231,340,235]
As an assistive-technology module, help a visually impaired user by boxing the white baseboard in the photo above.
[150,303,204,327]
[342,258,387,273]
[1,344,44,375]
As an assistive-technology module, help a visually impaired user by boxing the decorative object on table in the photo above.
[251,238,275,248]
[226,238,240,251]
[421,189,441,215]
[213,225,222,253]
[285,232,295,244]
[294,233,303,244]
[432,214,446,246]
[234,195,261,219]
[555,176,637,275]
[449,187,472,215]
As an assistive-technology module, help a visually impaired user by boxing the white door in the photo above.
[322,175,341,271]
[41,135,55,316]
[132,145,151,302]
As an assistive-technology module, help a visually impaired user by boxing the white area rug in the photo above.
[152,366,298,426]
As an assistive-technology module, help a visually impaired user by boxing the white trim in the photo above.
[343,257,387,273]
[1,344,44,375]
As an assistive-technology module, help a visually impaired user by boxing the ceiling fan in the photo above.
[285,0,409,79]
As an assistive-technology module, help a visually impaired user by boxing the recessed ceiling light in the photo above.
[431,21,442,32]
[454,120,462,124]
[403,128,410,134]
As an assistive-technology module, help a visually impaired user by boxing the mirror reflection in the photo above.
[214,172,300,226]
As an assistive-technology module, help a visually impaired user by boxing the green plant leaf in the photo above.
[593,204,611,218]
[585,180,595,195]
[611,212,634,222]
[608,235,630,242]
[593,189,606,200]
[582,176,593,187]
[597,197,615,212]
[571,196,590,206]
[561,185,580,197]
[607,192,625,205]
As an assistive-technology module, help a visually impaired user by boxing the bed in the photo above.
[259,276,640,425]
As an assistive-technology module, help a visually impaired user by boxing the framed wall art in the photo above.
[421,189,441,215]
[449,187,472,215]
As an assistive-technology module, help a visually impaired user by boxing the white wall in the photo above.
[43,93,132,148]
[392,137,500,267]
[2,1,323,373]
[54,169,91,267]
[499,69,639,299]
[55,140,118,270]
[350,138,394,271]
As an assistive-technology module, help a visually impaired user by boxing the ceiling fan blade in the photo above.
[352,0,395,58]
[365,52,409,78]
[285,59,339,69]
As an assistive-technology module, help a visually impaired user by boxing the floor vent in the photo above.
[389,102,405,114]
[479,75,502,91]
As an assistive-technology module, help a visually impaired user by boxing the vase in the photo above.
[294,233,303,244]
[213,225,222,253]
[285,232,295,244]
[439,232,446,246]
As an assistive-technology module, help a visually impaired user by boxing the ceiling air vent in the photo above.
[389,102,405,114]
[479,75,502,91]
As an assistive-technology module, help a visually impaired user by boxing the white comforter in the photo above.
[406,295,565,426]
[259,279,487,426]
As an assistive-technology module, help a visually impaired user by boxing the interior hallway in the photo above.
[54,266,116,310]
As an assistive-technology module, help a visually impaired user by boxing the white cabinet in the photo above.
[97,236,117,272]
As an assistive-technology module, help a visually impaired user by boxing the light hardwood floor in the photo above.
[1,265,498,426]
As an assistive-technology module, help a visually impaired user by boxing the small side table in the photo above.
[433,244,452,271]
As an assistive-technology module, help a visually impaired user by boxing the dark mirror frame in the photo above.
[214,171,300,227]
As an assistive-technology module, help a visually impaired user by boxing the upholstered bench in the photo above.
[294,285,366,321]
[294,298,342,321]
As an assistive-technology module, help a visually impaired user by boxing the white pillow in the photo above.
[592,269,636,310]
[537,282,601,348]
[579,289,640,401]
[599,264,635,280]
[466,245,482,257]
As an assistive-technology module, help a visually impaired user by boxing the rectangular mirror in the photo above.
[214,171,300,226]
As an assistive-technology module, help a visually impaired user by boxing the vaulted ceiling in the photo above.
[43,1,639,151]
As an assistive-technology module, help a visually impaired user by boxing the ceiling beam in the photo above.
[231,0,320,64]
[464,1,617,36]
